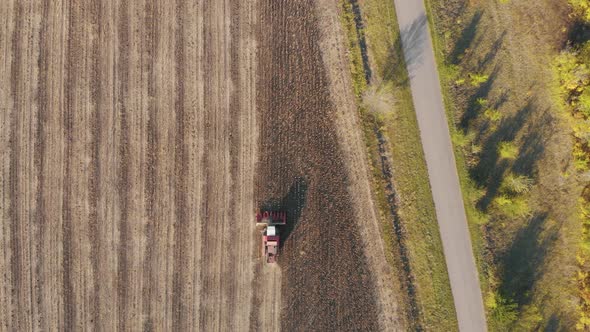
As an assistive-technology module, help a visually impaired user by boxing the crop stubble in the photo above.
[0,0,393,331]
[0,0,264,330]
[254,0,388,331]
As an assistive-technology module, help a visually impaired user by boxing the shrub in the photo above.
[498,141,519,160]
[493,195,531,218]
[485,291,518,330]
[574,142,590,171]
[451,130,475,148]
[578,88,590,118]
[362,86,395,121]
[469,73,490,87]
[476,98,489,107]
[483,108,503,122]
[500,173,534,195]
[555,50,590,96]
[514,305,543,331]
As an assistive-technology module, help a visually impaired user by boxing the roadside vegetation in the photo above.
[339,1,457,330]
[425,0,585,330]
[557,3,590,329]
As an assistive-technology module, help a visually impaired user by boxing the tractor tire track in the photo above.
[88,0,103,329]
[62,1,76,328]
[33,1,50,330]
[8,1,25,329]
[141,0,159,329]
[171,0,189,329]
[199,1,232,330]
[115,1,130,330]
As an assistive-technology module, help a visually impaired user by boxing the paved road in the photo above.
[391,0,487,331]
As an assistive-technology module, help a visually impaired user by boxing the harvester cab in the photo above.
[256,210,286,264]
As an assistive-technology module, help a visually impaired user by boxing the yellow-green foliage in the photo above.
[469,72,490,87]
[577,193,590,330]
[555,50,590,96]
[501,173,534,195]
[554,45,590,171]
[578,210,590,330]
[498,141,519,160]
[554,39,590,331]
[493,195,531,218]
[340,1,367,99]
[485,291,518,330]
[515,305,543,331]
[569,0,590,22]
[484,108,503,122]
[451,130,475,148]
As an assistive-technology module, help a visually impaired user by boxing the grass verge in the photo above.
[423,0,490,291]
[423,0,581,330]
[339,1,458,330]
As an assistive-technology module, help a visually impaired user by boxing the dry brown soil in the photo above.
[0,0,259,330]
[0,0,399,331]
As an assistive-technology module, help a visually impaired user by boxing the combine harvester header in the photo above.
[256,210,286,264]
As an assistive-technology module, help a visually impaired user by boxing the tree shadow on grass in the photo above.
[259,177,308,249]
[450,10,484,65]
[473,101,535,210]
[477,30,507,71]
[498,212,558,306]
[460,65,500,130]
[512,110,551,177]
[566,19,590,47]
[475,103,550,210]
[544,313,561,332]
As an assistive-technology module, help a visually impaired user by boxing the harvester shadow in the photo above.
[259,177,308,250]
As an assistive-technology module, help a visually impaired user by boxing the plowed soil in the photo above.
[0,0,399,331]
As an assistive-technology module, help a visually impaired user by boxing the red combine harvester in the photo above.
[256,210,287,264]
